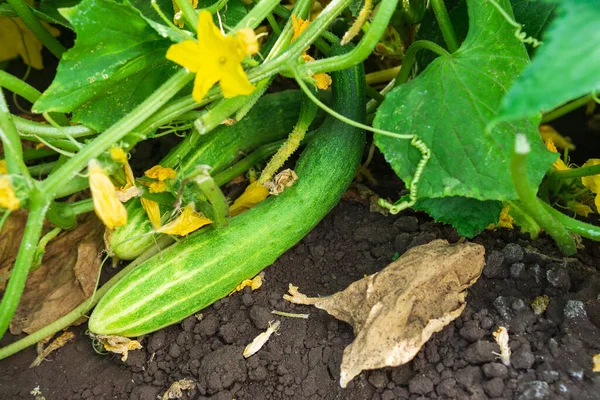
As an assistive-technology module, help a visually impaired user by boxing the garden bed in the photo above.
[2,197,600,400]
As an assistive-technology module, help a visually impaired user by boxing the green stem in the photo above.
[541,94,594,124]
[266,12,282,35]
[42,70,193,197]
[235,0,282,30]
[0,89,31,180]
[394,40,450,87]
[202,0,228,14]
[0,70,41,103]
[511,134,576,255]
[14,116,95,138]
[0,234,174,360]
[28,161,57,176]
[213,141,282,185]
[0,189,50,340]
[430,0,459,53]
[7,0,66,59]
[365,85,385,102]
[288,0,399,76]
[174,0,198,31]
[21,147,57,161]
[53,177,88,199]
[192,167,230,227]
[540,201,600,241]
[547,163,600,180]
[70,198,95,216]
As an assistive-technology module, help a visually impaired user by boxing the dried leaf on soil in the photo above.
[161,378,195,399]
[1,213,105,334]
[284,239,485,387]
[91,334,142,361]
[30,331,75,368]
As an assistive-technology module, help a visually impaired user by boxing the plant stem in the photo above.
[394,40,450,87]
[235,0,282,30]
[7,0,66,59]
[0,189,50,340]
[290,0,399,76]
[511,134,576,255]
[548,163,600,180]
[213,141,281,185]
[541,94,594,124]
[192,167,230,227]
[42,70,193,197]
[174,0,198,31]
[28,161,57,176]
[0,70,41,103]
[0,89,31,180]
[366,66,400,85]
[430,0,459,53]
[0,235,175,360]
[540,201,600,241]
[70,198,95,215]
[14,116,95,138]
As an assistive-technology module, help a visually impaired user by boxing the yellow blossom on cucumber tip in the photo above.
[166,10,259,102]
[144,165,177,181]
[88,160,127,229]
[140,197,162,229]
[157,204,212,236]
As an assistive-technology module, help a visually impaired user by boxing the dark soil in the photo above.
[2,198,600,399]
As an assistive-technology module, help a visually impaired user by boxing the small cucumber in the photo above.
[89,47,366,336]
[110,90,306,260]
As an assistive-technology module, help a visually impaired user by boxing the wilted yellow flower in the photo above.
[486,205,514,230]
[88,160,127,229]
[157,204,212,235]
[229,181,269,216]
[594,354,600,373]
[113,150,142,202]
[568,201,594,217]
[492,326,511,366]
[544,138,570,171]
[166,10,258,102]
[291,15,331,90]
[144,165,177,181]
[230,275,263,295]
[539,125,575,151]
[172,0,198,28]
[140,197,161,229]
[148,181,168,193]
[110,147,128,164]
[0,176,20,210]
[0,160,7,174]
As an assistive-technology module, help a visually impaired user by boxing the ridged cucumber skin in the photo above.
[89,53,366,336]
[110,90,305,260]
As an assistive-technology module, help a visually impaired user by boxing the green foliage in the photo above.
[500,0,600,120]
[374,0,555,235]
[32,0,177,131]
[507,201,541,239]
[415,198,503,238]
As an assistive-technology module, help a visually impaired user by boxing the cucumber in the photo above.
[110,90,306,260]
[89,47,366,336]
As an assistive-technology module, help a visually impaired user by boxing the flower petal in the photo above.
[192,70,221,102]
[196,10,225,53]
[157,204,212,235]
[0,176,20,210]
[581,159,600,193]
[166,40,204,72]
[140,198,162,229]
[229,181,269,216]
[219,63,254,98]
[88,160,127,229]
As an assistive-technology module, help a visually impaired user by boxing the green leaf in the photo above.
[499,0,600,120]
[415,197,503,238]
[416,0,556,67]
[32,0,178,131]
[198,0,247,28]
[374,0,555,203]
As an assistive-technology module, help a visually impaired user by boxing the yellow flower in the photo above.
[110,147,128,164]
[88,160,127,229]
[148,181,168,193]
[144,165,177,181]
[486,204,514,230]
[230,275,263,295]
[581,158,600,211]
[229,181,269,216]
[0,13,60,69]
[0,160,7,174]
[544,138,570,171]
[140,197,161,229]
[172,0,198,28]
[594,354,600,373]
[0,176,20,210]
[166,11,258,102]
[291,15,331,90]
[568,201,593,217]
[539,125,575,151]
[111,148,142,202]
[157,204,212,235]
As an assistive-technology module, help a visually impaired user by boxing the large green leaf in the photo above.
[500,0,600,120]
[32,0,177,131]
[416,0,556,67]
[374,0,555,203]
[415,197,503,238]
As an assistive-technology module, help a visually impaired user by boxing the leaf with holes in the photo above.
[32,0,178,131]
[374,0,555,205]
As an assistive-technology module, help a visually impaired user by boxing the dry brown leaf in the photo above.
[161,378,195,400]
[91,334,142,361]
[6,214,105,334]
[284,239,485,387]
[29,331,75,368]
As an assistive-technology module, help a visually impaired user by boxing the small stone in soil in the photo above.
[408,374,434,395]
[502,243,524,264]
[519,380,550,399]
[483,377,505,398]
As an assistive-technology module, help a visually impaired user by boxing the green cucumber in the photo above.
[110,90,306,260]
[89,47,366,336]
